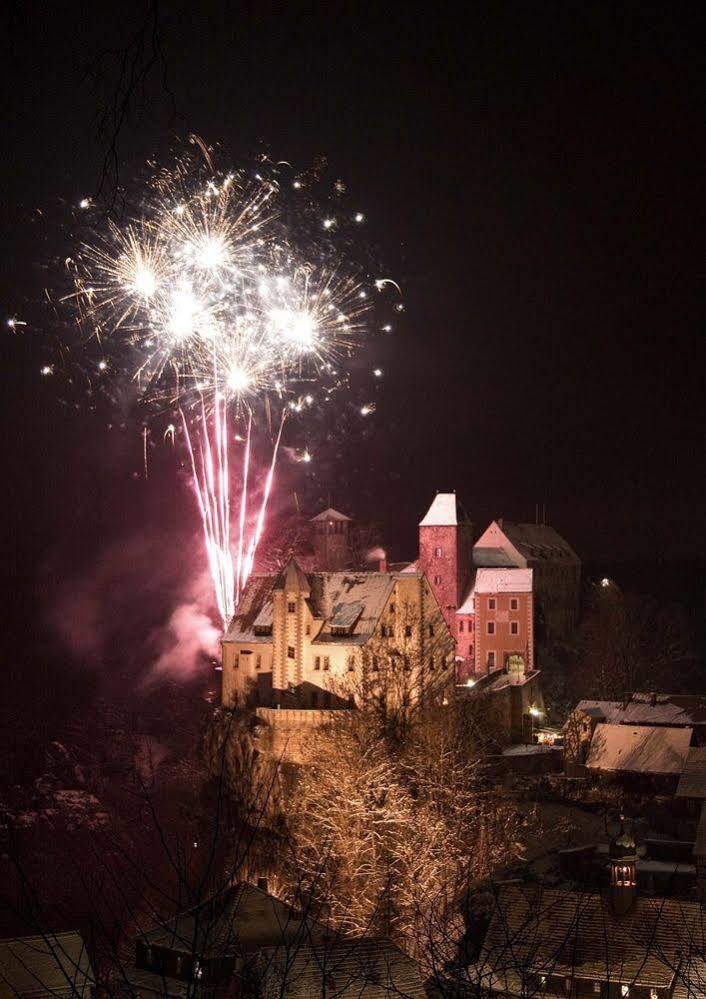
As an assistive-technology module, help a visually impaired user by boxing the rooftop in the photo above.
[585,722,692,776]
[223,561,427,646]
[675,747,706,799]
[310,507,351,522]
[573,693,706,728]
[419,492,457,527]
[0,932,94,998]
[141,882,328,959]
[470,883,706,996]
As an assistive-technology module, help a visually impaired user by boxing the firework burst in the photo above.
[70,149,396,626]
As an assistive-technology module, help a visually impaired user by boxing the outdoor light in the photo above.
[529,706,542,718]
[601,577,610,588]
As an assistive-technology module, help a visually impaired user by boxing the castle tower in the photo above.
[272,557,310,693]
[608,817,638,916]
[417,493,471,633]
[310,508,352,571]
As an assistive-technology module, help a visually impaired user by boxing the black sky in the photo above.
[2,0,705,618]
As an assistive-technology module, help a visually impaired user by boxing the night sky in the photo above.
[2,1,705,652]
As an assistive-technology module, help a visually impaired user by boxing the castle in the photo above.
[220,493,580,713]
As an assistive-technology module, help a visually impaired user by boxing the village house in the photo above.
[220,556,454,710]
[464,822,706,998]
[125,880,426,997]
[564,693,706,763]
[0,932,94,998]
[473,517,581,641]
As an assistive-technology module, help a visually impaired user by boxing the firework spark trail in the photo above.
[181,402,235,625]
[235,411,253,603]
[241,411,287,587]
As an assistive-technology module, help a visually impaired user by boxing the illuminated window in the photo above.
[593,984,601,994]
[649,991,658,999]
[621,986,630,998]
[287,601,296,613]
[488,598,496,610]
[287,646,295,659]
[487,622,495,635]
[510,621,519,635]
[323,656,330,670]
[539,974,546,986]
[434,546,443,557]
[314,656,321,670]
[510,598,519,610]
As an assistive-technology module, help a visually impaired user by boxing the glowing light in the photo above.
[360,404,375,416]
[465,678,476,688]
[40,365,53,376]
[382,324,392,333]
[373,368,383,377]
[529,706,542,718]
[98,360,108,371]
[323,218,335,230]
[226,365,251,394]
[601,577,611,588]
[132,266,156,298]
[269,307,317,352]
[79,198,90,209]
[354,212,365,223]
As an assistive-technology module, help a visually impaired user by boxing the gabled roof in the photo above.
[0,933,94,997]
[473,568,533,594]
[470,883,706,995]
[585,723,692,776]
[310,572,396,645]
[473,519,579,566]
[223,574,277,643]
[224,569,437,648]
[141,882,328,959]
[310,507,351,522]
[273,558,311,593]
[456,568,532,615]
[573,694,706,728]
[501,521,580,563]
[675,747,706,799]
[252,937,426,999]
[419,493,457,527]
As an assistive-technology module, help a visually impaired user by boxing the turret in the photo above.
[417,493,472,632]
[310,508,352,570]
[608,817,638,916]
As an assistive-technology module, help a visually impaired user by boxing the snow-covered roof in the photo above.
[501,521,580,563]
[573,694,706,728]
[474,568,533,594]
[223,561,433,647]
[0,933,94,997]
[586,723,692,776]
[310,507,351,522]
[419,493,457,527]
[456,567,532,616]
[675,747,706,799]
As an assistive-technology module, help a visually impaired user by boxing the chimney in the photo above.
[608,818,638,916]
[257,876,268,893]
